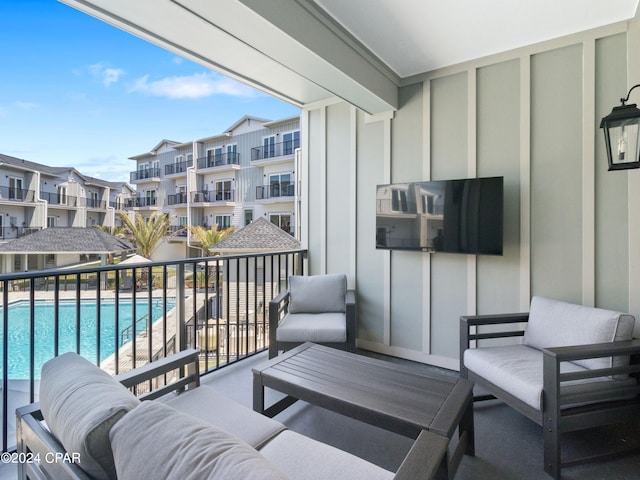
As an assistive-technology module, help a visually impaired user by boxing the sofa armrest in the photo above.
[115,348,200,401]
[345,290,356,352]
[269,289,290,358]
[393,430,449,480]
[460,312,529,378]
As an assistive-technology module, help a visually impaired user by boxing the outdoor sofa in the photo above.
[16,348,448,480]
[460,296,640,479]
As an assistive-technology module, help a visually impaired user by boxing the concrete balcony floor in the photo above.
[3,349,640,479]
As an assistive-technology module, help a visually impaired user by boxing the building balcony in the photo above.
[256,183,295,201]
[196,152,240,172]
[191,190,235,205]
[0,226,41,241]
[84,198,108,210]
[129,168,161,183]
[167,193,189,206]
[109,200,129,211]
[0,187,36,204]
[41,191,79,208]
[125,197,158,209]
[251,140,298,165]
[165,159,193,177]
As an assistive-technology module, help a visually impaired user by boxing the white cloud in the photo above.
[129,72,257,99]
[88,63,126,87]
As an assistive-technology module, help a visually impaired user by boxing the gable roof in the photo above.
[0,228,134,254]
[210,217,300,253]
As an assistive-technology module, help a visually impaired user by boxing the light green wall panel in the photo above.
[531,44,583,303]
[326,103,352,274]
[390,84,425,349]
[430,72,469,358]
[595,34,629,311]
[476,59,522,313]
[356,112,386,343]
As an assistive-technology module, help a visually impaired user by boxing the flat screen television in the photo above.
[375,176,503,255]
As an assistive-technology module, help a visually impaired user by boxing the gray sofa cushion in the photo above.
[259,430,393,480]
[39,352,140,480]
[523,296,635,370]
[288,274,346,314]
[275,312,347,343]
[464,344,638,411]
[110,401,289,480]
[163,385,286,448]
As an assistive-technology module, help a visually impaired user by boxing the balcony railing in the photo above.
[165,159,193,176]
[0,187,36,203]
[84,198,108,209]
[191,190,235,203]
[109,200,128,210]
[256,183,295,200]
[125,197,157,208]
[0,227,41,240]
[196,152,240,169]
[251,140,299,161]
[0,249,307,453]
[167,193,188,206]
[41,191,79,207]
[168,225,188,236]
[130,168,161,182]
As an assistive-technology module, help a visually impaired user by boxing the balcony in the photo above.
[256,183,295,201]
[0,249,305,455]
[196,152,240,172]
[125,197,158,209]
[0,227,40,241]
[129,167,161,183]
[41,191,78,208]
[84,197,108,210]
[165,159,193,177]
[167,192,188,206]
[251,140,298,164]
[191,189,235,204]
[0,187,35,203]
[109,200,129,210]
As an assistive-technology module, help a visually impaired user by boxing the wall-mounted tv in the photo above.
[376,176,503,255]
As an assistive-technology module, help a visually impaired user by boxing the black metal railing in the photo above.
[0,249,306,454]
[125,197,157,208]
[191,190,235,203]
[0,227,40,240]
[196,152,240,169]
[84,198,108,209]
[109,200,129,210]
[0,187,36,203]
[251,140,299,161]
[167,226,188,236]
[41,191,78,207]
[165,159,193,176]
[256,183,295,200]
[167,193,188,205]
[129,168,161,182]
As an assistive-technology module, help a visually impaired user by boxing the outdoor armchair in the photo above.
[269,273,356,359]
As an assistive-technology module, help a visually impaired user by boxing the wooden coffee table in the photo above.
[253,343,474,479]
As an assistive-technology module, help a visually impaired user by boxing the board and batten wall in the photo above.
[302,21,640,370]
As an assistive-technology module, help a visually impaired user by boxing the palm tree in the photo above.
[188,224,235,256]
[118,212,170,259]
[93,224,127,238]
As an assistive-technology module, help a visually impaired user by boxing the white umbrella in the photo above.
[119,254,151,265]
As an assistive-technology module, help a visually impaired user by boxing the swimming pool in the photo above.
[0,298,175,379]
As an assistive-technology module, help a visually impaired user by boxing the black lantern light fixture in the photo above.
[600,84,640,170]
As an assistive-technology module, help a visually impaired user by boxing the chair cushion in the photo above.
[163,385,286,448]
[464,344,637,411]
[110,401,288,480]
[288,274,346,314]
[523,296,635,370]
[259,430,393,480]
[276,312,347,343]
[39,352,140,480]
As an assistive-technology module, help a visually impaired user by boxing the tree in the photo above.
[118,212,170,259]
[93,224,127,238]
[188,224,235,256]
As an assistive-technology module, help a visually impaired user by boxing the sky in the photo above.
[0,0,300,183]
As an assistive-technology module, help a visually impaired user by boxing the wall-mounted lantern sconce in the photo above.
[601,84,640,170]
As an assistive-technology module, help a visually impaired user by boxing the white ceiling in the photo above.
[61,0,640,113]
[315,0,640,77]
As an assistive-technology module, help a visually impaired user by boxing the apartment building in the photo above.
[0,153,134,271]
[127,114,301,260]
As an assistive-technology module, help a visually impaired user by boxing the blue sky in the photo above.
[0,0,300,182]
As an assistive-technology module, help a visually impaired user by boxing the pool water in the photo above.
[0,298,175,379]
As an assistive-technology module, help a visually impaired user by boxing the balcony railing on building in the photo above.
[191,190,235,203]
[41,191,79,207]
[168,225,188,236]
[165,159,193,176]
[167,193,188,206]
[197,152,240,169]
[130,167,161,182]
[0,187,36,203]
[109,200,128,210]
[0,249,307,453]
[0,226,41,240]
[84,198,108,209]
[256,183,294,200]
[125,197,157,208]
[251,141,299,161]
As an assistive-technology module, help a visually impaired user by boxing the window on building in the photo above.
[215,180,232,201]
[263,135,276,158]
[90,191,99,208]
[269,213,292,234]
[283,130,300,155]
[214,147,224,166]
[244,209,253,226]
[215,215,231,229]
[227,144,238,164]
[9,177,23,200]
[47,216,56,228]
[57,186,67,205]
[269,173,292,197]
[391,189,408,212]
[146,190,156,206]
